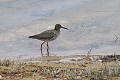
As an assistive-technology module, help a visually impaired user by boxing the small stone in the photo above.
[0,75,2,80]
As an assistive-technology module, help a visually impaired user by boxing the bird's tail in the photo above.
[29,36,34,38]
[29,35,39,39]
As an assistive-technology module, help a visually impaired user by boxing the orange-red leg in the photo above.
[47,42,49,56]
[41,41,45,56]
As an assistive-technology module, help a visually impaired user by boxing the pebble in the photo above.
[0,75,2,80]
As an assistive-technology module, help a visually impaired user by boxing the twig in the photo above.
[114,34,118,43]
[88,46,93,54]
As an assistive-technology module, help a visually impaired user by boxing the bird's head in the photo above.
[55,24,68,31]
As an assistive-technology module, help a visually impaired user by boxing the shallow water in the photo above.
[0,0,120,58]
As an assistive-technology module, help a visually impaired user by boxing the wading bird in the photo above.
[29,24,68,56]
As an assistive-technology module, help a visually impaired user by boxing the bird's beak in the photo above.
[61,26,69,30]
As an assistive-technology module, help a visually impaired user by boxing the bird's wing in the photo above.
[38,30,55,40]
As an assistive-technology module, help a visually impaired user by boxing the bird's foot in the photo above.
[41,53,50,57]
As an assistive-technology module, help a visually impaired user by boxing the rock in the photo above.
[0,75,2,80]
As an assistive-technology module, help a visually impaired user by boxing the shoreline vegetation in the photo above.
[0,54,120,80]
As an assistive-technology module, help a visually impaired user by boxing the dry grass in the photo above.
[0,55,120,80]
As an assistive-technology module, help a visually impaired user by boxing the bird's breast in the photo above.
[51,30,60,40]
[42,30,60,42]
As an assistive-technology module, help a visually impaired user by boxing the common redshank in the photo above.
[29,24,68,56]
